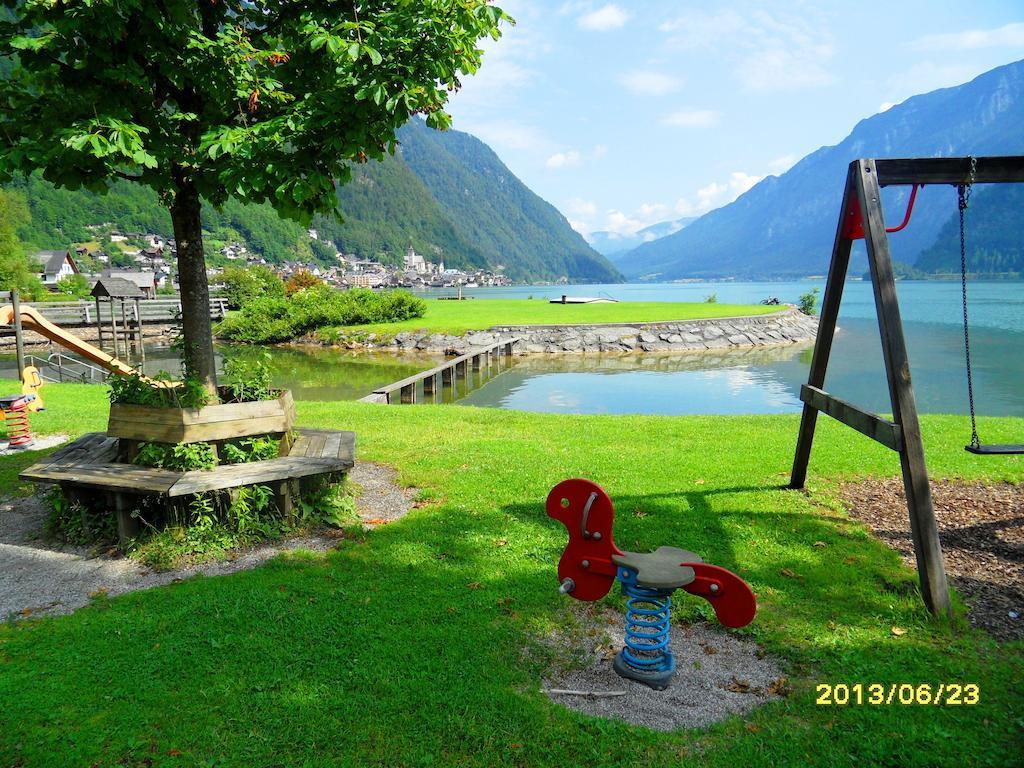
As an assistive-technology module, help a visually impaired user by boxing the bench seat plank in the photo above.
[19,428,355,498]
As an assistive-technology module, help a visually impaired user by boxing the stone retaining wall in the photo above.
[376,306,818,355]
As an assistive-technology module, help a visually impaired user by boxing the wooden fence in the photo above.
[4,297,229,330]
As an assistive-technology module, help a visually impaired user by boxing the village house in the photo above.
[35,249,80,290]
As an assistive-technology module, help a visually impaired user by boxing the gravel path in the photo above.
[842,478,1023,641]
[0,461,415,621]
[0,433,68,457]
[350,460,419,527]
[542,606,786,731]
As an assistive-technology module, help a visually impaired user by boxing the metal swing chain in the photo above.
[958,156,979,449]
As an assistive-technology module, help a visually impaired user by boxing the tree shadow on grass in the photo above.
[0,493,1001,768]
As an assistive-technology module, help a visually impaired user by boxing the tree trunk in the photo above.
[170,182,218,394]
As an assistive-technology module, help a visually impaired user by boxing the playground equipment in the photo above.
[790,155,1024,617]
[547,478,756,690]
[956,165,1024,456]
[1,300,139,379]
[0,393,37,449]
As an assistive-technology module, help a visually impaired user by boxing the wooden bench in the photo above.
[21,428,355,543]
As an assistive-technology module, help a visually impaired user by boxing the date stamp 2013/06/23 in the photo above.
[816,683,980,706]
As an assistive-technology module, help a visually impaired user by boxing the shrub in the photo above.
[223,351,276,402]
[216,286,427,344]
[55,273,91,298]
[109,371,211,409]
[798,287,820,315]
[220,264,285,310]
[284,269,322,296]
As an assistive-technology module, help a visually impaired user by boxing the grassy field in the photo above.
[335,298,783,337]
[1,382,1022,767]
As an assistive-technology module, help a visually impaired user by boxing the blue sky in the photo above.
[445,1,1024,246]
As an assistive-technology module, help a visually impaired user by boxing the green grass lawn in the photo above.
[1,382,1022,767]
[337,299,783,337]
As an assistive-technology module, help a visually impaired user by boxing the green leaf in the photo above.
[363,45,382,66]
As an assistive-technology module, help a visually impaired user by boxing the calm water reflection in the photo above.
[454,318,1024,416]
[456,346,809,415]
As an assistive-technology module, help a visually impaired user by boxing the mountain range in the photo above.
[6,120,620,284]
[617,59,1024,280]
[588,217,696,258]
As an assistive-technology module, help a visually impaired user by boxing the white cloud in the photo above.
[660,8,835,91]
[617,70,682,96]
[546,150,582,169]
[468,120,551,152]
[603,209,648,237]
[570,219,592,238]
[637,202,670,220]
[674,171,763,217]
[567,198,598,218]
[768,154,798,174]
[592,144,609,159]
[877,101,895,113]
[578,3,629,31]
[910,22,1024,52]
[449,12,541,112]
[662,109,720,127]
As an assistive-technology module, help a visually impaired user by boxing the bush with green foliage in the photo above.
[223,352,276,402]
[798,287,820,315]
[43,486,117,546]
[217,286,427,343]
[133,441,218,472]
[108,372,212,409]
[220,264,285,310]
[55,273,91,298]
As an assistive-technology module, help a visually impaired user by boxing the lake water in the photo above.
[430,280,1024,417]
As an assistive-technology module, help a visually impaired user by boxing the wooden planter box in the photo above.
[107,389,296,444]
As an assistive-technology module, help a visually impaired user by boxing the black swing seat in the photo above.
[965,443,1024,456]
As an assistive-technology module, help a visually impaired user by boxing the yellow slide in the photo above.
[0,303,141,378]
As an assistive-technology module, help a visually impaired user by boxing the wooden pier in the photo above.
[361,338,520,404]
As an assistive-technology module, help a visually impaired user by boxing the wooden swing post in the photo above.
[790,155,1024,617]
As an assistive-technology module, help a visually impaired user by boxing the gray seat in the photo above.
[612,546,704,590]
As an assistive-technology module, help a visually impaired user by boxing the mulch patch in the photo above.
[841,479,1022,641]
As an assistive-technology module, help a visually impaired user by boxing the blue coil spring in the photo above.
[620,579,673,672]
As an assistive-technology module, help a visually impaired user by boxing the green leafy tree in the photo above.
[55,272,92,298]
[0,189,45,299]
[0,1,509,391]
[798,288,819,316]
[220,264,284,310]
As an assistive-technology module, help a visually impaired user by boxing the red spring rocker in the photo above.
[547,478,757,690]
[0,393,37,450]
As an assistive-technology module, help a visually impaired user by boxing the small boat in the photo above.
[550,295,619,304]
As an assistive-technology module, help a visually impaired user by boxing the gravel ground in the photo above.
[542,606,786,732]
[0,461,415,621]
[842,478,1023,641]
[350,461,419,527]
[0,433,68,457]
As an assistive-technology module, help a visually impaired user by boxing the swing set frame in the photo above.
[790,155,1024,616]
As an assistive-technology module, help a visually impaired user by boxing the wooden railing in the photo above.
[5,297,229,329]
[361,338,520,404]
